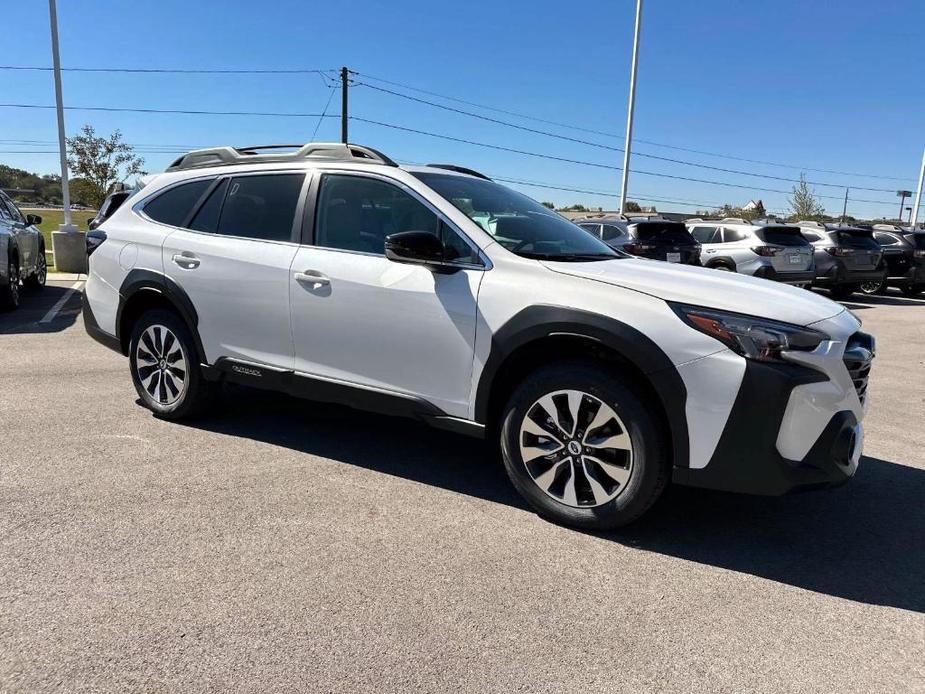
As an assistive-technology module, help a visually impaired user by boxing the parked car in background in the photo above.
[575,215,701,265]
[797,222,886,299]
[866,229,925,296]
[686,218,814,286]
[88,187,135,231]
[0,190,47,310]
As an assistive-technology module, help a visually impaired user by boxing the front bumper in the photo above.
[673,318,870,495]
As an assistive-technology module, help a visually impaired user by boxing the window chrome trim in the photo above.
[307,168,492,271]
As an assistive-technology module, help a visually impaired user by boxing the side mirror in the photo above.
[26,213,42,226]
[385,230,451,269]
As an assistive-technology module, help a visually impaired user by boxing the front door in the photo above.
[289,172,484,417]
[161,172,308,369]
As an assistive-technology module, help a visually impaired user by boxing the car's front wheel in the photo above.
[23,247,47,290]
[129,309,213,419]
[900,284,924,297]
[500,362,669,530]
[858,278,885,295]
[829,284,859,300]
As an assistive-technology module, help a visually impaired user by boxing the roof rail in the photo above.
[719,217,749,225]
[165,142,398,172]
[796,220,825,229]
[426,164,491,180]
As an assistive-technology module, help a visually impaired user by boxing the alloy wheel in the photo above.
[134,324,187,406]
[518,389,634,508]
[35,253,47,285]
[859,280,883,295]
[8,262,19,306]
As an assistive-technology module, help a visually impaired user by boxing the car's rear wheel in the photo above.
[23,248,47,290]
[858,278,885,295]
[129,309,212,419]
[500,362,669,530]
[1,259,20,311]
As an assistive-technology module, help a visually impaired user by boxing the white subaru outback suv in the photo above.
[83,143,874,529]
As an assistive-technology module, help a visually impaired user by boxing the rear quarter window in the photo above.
[143,179,211,227]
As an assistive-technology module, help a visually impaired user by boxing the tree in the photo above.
[623,200,642,212]
[788,173,825,221]
[541,201,555,209]
[66,125,145,208]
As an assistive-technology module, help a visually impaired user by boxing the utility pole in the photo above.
[48,0,85,273]
[618,0,643,214]
[910,146,925,230]
[341,67,349,144]
[841,187,849,224]
[897,189,912,223]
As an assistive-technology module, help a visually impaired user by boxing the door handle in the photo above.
[172,253,200,269]
[294,270,330,288]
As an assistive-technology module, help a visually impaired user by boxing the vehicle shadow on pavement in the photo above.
[0,285,82,335]
[185,388,925,614]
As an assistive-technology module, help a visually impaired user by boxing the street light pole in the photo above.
[48,0,85,273]
[618,0,643,214]
[910,146,925,230]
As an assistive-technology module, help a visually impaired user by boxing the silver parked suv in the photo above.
[686,218,815,286]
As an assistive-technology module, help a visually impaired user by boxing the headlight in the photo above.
[671,303,829,362]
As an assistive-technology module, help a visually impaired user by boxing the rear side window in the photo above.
[690,226,718,243]
[802,231,822,242]
[722,227,748,243]
[579,224,601,238]
[756,227,809,247]
[216,174,304,241]
[189,179,229,233]
[874,232,899,245]
[633,222,695,244]
[143,180,211,227]
[601,224,625,240]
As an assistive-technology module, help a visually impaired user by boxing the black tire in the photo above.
[499,361,669,530]
[1,258,20,311]
[858,278,886,295]
[709,261,735,272]
[129,309,213,420]
[829,284,859,300]
[900,284,925,297]
[23,246,47,290]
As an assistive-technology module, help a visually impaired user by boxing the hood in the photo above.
[542,258,845,326]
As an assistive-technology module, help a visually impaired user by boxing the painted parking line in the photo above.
[39,280,84,324]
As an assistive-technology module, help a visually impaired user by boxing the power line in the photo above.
[351,116,899,206]
[358,80,898,193]
[0,103,339,118]
[0,65,335,75]
[355,70,914,183]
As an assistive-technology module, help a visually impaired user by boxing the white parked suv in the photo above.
[83,143,873,529]
[687,217,816,286]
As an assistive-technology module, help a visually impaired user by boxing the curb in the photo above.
[47,273,87,282]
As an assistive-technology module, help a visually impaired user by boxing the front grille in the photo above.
[843,331,875,403]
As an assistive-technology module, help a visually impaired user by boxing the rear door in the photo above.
[159,172,308,369]
[690,225,719,260]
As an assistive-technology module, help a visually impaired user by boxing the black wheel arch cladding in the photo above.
[475,305,690,469]
[117,269,204,360]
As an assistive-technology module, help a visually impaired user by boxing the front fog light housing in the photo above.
[671,303,829,362]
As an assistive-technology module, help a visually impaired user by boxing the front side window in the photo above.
[579,223,602,239]
[215,174,304,241]
[143,179,211,227]
[601,224,625,241]
[411,172,620,261]
[315,174,476,263]
[0,195,14,222]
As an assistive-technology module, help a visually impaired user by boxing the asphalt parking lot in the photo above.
[1,279,924,693]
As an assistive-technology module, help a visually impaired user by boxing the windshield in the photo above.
[411,172,621,261]
[756,226,810,247]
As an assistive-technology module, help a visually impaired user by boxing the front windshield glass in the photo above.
[411,172,621,261]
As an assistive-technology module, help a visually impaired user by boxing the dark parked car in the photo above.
[576,216,701,265]
[862,229,925,296]
[0,190,46,310]
[88,189,133,231]
[797,222,886,299]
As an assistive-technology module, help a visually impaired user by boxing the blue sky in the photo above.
[2,0,923,219]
